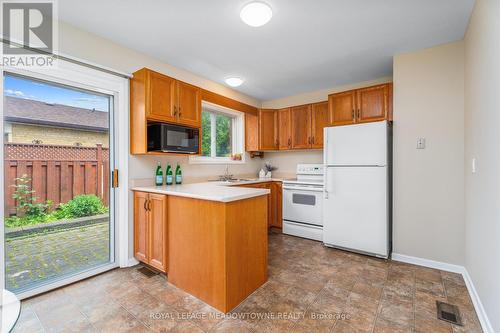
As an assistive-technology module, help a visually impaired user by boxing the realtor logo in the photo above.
[1,0,57,67]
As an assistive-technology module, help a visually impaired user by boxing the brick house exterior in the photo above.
[4,96,108,148]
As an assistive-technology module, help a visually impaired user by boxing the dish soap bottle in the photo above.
[155,161,163,186]
[166,164,173,185]
[175,163,182,184]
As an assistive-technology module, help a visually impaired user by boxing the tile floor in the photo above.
[13,233,482,333]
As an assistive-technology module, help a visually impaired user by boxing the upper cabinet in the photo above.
[311,101,329,148]
[176,81,201,127]
[329,90,357,126]
[291,104,312,149]
[245,112,259,152]
[357,84,388,123]
[148,71,177,122]
[259,109,279,150]
[277,108,291,150]
[329,83,392,126]
[130,68,202,154]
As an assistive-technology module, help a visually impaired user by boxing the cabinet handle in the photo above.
[352,109,354,119]
[275,139,279,147]
[143,199,148,211]
[312,136,315,144]
[148,200,152,211]
[173,106,177,116]
[357,109,360,119]
[288,138,291,147]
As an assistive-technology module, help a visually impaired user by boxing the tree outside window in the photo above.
[201,110,233,158]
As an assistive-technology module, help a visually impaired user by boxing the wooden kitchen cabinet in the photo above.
[291,104,312,149]
[278,108,292,150]
[329,83,392,126]
[356,84,389,123]
[148,71,177,122]
[176,80,201,127]
[130,68,201,154]
[311,101,329,148]
[133,191,149,263]
[245,112,259,151]
[133,191,168,272]
[237,182,282,228]
[259,109,279,150]
[269,182,282,228]
[329,90,357,126]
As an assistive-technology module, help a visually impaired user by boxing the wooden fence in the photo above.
[4,143,109,217]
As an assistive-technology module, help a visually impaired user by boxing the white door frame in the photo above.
[0,60,130,299]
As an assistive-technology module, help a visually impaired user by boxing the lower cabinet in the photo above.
[237,182,282,229]
[133,191,168,272]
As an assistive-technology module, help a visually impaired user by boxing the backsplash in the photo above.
[128,150,323,186]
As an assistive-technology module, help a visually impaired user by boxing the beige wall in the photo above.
[464,0,500,330]
[7,123,108,148]
[393,41,465,265]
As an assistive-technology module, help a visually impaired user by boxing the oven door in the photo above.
[283,185,323,226]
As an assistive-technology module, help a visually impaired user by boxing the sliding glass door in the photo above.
[2,72,116,295]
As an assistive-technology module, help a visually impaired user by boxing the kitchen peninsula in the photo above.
[132,182,269,312]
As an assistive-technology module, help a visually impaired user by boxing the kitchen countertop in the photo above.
[132,178,282,203]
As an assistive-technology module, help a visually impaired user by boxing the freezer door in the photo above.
[324,121,387,166]
[323,166,388,257]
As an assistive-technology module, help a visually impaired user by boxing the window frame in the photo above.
[189,101,246,164]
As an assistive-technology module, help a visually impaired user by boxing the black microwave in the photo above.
[147,123,199,154]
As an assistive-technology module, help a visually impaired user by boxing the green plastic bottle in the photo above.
[155,162,163,186]
[166,164,173,185]
[175,163,182,184]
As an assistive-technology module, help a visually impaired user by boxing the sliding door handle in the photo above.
[112,169,119,188]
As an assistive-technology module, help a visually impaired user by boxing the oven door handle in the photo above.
[283,186,323,192]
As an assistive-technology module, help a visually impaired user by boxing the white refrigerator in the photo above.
[323,120,391,258]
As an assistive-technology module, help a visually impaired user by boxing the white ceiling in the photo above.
[59,0,475,101]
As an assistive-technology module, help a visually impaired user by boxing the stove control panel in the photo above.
[296,164,324,175]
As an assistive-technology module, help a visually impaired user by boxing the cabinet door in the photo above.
[134,191,149,263]
[176,81,201,127]
[245,112,259,151]
[278,108,292,150]
[148,193,168,272]
[270,182,283,228]
[311,101,329,148]
[356,84,388,123]
[291,104,312,149]
[329,90,356,126]
[148,71,176,122]
[259,109,278,150]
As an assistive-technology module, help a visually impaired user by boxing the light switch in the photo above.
[416,138,426,149]
[472,158,476,173]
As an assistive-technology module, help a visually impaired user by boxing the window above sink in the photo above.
[189,101,245,164]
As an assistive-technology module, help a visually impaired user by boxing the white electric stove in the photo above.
[282,164,324,241]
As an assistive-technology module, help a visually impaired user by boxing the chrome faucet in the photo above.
[219,165,234,181]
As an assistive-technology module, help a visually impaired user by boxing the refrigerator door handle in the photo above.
[324,169,333,198]
[324,170,328,199]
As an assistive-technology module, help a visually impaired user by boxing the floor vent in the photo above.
[137,266,158,278]
[436,301,462,326]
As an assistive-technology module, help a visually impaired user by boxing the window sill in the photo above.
[189,157,246,165]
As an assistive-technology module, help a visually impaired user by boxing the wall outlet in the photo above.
[472,158,476,173]
[416,138,426,149]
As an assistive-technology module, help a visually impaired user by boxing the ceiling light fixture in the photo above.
[225,77,244,87]
[240,2,273,27]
